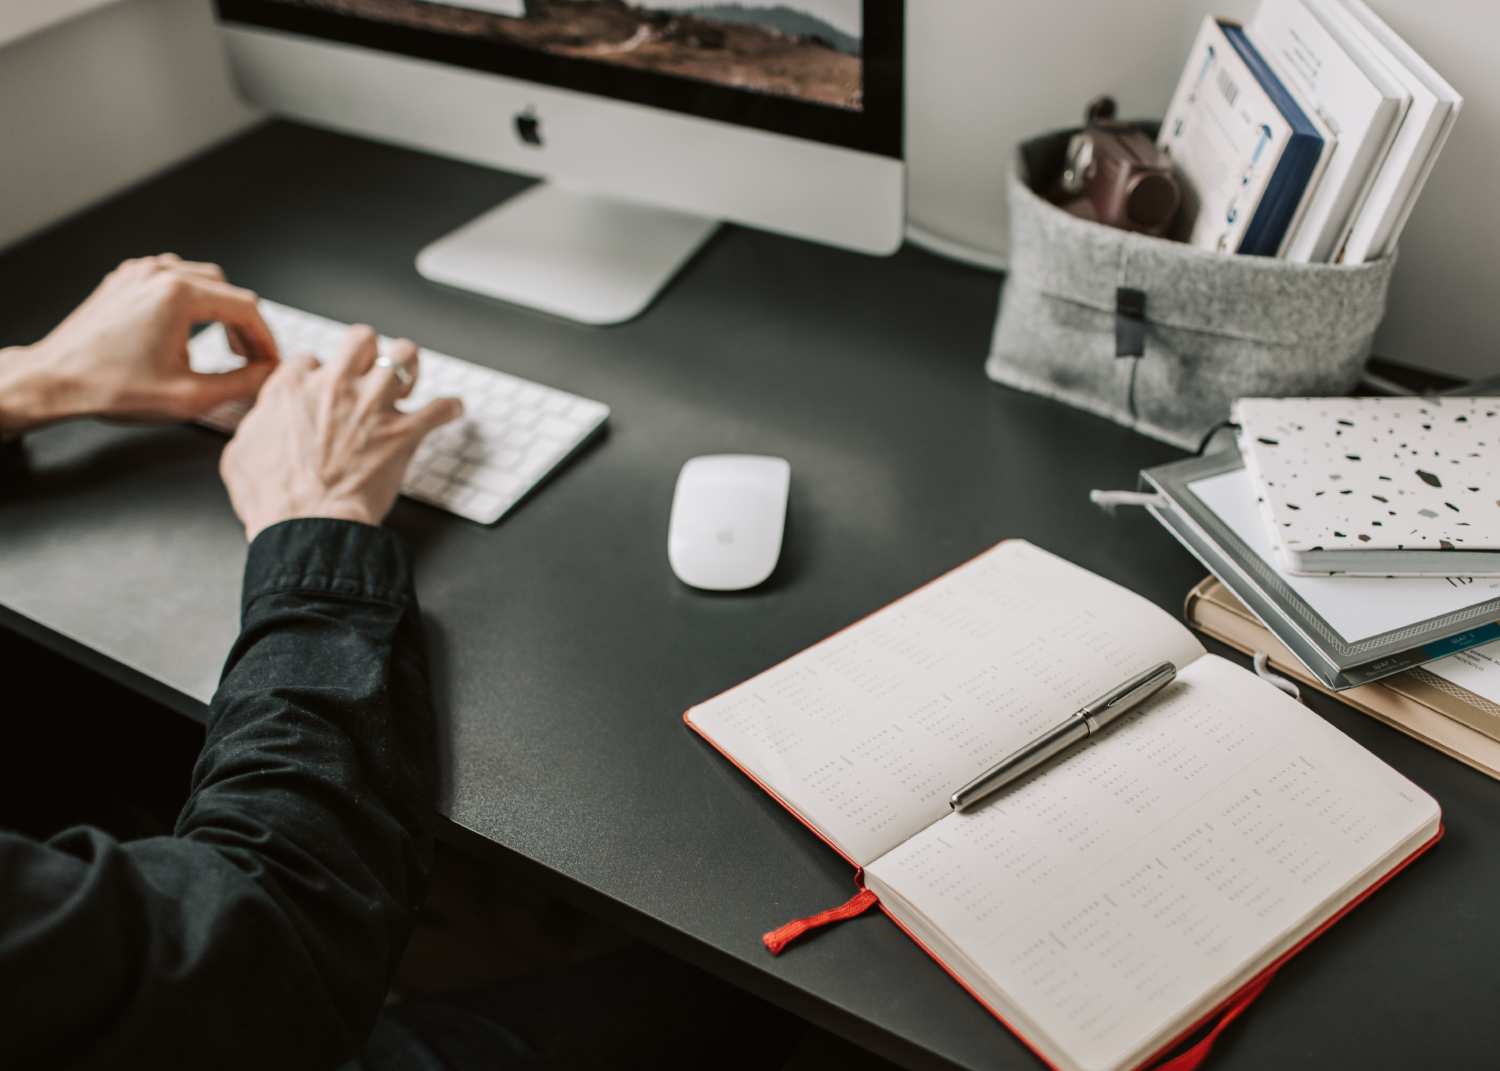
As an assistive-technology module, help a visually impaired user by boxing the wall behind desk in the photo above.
[908,0,1497,381]
[0,0,260,256]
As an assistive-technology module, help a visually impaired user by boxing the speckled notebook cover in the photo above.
[1234,397,1500,558]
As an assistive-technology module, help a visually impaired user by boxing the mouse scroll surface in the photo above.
[668,455,790,592]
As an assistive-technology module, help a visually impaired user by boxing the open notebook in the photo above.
[685,541,1440,1071]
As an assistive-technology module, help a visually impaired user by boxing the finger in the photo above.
[158,263,247,356]
[163,258,227,283]
[397,396,465,439]
[226,326,253,361]
[266,352,320,389]
[333,325,379,382]
[181,360,276,413]
[365,339,420,408]
[175,276,280,365]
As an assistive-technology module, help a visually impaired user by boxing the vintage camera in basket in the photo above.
[1054,97,1181,237]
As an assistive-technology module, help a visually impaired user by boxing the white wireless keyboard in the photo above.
[189,299,610,525]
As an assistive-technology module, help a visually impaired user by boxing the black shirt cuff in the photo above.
[243,518,414,613]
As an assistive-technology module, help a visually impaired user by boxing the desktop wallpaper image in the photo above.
[268,0,865,109]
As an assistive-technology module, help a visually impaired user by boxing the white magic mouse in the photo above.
[668,455,790,591]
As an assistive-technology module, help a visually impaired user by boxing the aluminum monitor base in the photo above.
[416,183,718,326]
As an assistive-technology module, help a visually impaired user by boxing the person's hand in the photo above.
[0,254,279,435]
[220,325,463,541]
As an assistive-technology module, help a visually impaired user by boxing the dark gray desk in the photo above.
[2,123,1496,1071]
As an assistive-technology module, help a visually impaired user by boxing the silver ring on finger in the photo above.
[373,353,415,390]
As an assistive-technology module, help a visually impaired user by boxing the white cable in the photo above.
[904,222,1009,273]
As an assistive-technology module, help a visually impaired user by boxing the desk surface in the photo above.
[3,123,1498,1071]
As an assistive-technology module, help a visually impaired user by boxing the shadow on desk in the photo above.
[0,625,204,840]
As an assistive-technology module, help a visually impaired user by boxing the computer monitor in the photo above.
[215,1,905,324]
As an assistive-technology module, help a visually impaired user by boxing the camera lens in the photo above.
[1125,173,1181,231]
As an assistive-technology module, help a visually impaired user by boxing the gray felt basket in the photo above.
[986,128,1396,450]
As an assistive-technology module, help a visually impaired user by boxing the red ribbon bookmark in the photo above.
[1149,971,1277,1071]
[762,888,879,955]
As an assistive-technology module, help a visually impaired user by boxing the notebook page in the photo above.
[866,655,1439,1071]
[686,542,1204,865]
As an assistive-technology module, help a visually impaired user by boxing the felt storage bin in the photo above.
[986,127,1396,451]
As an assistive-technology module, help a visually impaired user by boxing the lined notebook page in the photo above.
[686,542,1204,865]
[866,655,1440,1071]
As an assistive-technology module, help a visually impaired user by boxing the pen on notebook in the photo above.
[949,661,1177,813]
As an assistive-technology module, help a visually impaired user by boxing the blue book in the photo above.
[1219,22,1325,256]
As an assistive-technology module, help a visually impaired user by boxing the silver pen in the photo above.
[949,661,1177,813]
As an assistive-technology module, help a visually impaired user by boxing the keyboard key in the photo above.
[537,415,578,441]
[411,472,449,499]
[467,492,503,520]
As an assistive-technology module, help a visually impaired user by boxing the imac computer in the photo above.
[214,1,905,324]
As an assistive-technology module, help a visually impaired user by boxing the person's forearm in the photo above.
[180,518,438,1038]
[0,341,91,434]
[0,345,53,434]
[189,516,437,899]
[0,519,438,1069]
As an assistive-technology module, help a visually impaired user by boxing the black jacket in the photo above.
[0,519,435,1069]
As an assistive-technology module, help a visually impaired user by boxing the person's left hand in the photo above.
[0,254,279,435]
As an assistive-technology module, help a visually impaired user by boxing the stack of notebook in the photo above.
[1139,394,1500,774]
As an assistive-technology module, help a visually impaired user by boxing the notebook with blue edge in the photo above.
[1219,21,1325,256]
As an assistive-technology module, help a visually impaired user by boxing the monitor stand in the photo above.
[415,183,719,326]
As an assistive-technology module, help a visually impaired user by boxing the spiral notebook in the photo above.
[685,541,1440,1071]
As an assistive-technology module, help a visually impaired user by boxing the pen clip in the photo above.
[1083,661,1176,734]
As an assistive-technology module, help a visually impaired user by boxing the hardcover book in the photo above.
[1159,18,1329,257]
[1140,450,1500,690]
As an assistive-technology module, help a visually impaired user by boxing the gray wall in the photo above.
[0,0,259,254]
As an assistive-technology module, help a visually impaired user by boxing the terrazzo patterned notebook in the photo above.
[1234,397,1500,576]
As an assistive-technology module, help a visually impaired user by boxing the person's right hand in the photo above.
[219,325,463,541]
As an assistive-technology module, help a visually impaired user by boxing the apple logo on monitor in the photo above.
[515,107,542,147]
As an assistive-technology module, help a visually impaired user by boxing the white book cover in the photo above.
[1234,397,1500,573]
[1159,17,1295,254]
[1249,0,1406,263]
[1327,0,1461,262]
[1268,58,1335,258]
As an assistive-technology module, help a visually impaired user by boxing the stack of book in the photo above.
[1158,0,1461,263]
[1140,395,1500,777]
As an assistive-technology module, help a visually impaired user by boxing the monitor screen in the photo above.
[218,0,902,156]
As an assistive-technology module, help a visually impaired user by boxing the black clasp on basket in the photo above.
[1115,287,1147,358]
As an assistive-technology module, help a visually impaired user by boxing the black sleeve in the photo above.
[0,518,436,1071]
[0,435,25,483]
